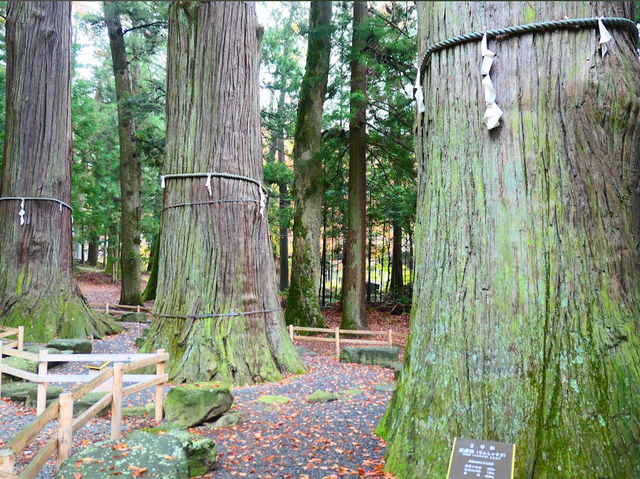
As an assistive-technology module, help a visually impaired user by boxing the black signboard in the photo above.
[447,437,515,479]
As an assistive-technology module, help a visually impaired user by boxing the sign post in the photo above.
[447,437,515,479]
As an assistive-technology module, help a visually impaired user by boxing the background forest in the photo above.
[0,1,417,311]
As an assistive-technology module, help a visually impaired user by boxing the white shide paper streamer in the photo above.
[598,17,612,57]
[414,67,425,113]
[480,33,502,130]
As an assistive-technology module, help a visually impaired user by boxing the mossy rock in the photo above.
[1,357,37,382]
[135,327,150,348]
[120,312,149,323]
[56,431,188,479]
[46,338,92,354]
[340,388,363,398]
[374,382,396,393]
[256,394,290,405]
[211,411,242,428]
[307,390,338,403]
[392,361,402,380]
[296,346,318,356]
[138,426,217,476]
[339,346,399,368]
[122,404,156,418]
[22,345,74,368]
[164,382,233,428]
[74,392,111,417]
[1,382,63,407]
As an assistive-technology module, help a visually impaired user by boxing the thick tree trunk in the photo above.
[389,221,402,299]
[146,2,305,385]
[104,2,143,306]
[284,2,332,328]
[379,2,640,477]
[278,135,289,291]
[341,1,368,330]
[0,2,118,340]
[87,229,100,266]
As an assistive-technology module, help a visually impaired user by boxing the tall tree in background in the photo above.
[341,1,368,330]
[104,2,143,305]
[145,2,305,384]
[285,2,333,328]
[379,2,640,477]
[0,2,118,340]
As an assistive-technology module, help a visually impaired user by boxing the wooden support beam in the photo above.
[335,327,340,360]
[37,351,48,416]
[111,363,123,440]
[155,349,165,422]
[57,393,73,470]
[0,449,14,475]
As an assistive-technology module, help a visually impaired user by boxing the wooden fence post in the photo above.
[111,363,123,440]
[136,305,141,313]
[105,302,110,315]
[155,349,165,422]
[335,327,340,360]
[37,350,48,416]
[0,448,14,474]
[57,392,73,470]
[388,329,393,346]
[17,326,24,351]
[289,324,294,341]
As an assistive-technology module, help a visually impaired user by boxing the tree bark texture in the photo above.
[390,222,403,299]
[278,137,289,292]
[285,1,332,328]
[146,2,305,385]
[341,1,368,330]
[379,2,640,477]
[104,2,143,306]
[141,231,159,301]
[0,2,119,340]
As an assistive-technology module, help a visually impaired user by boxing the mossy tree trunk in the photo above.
[141,230,159,301]
[145,2,305,385]
[0,2,119,341]
[379,2,640,477]
[389,221,403,300]
[341,1,368,330]
[284,1,332,329]
[104,2,143,306]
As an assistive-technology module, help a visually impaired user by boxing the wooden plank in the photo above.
[0,330,18,339]
[72,394,112,433]
[0,472,19,479]
[36,354,48,416]
[122,374,168,398]
[122,353,169,373]
[292,326,332,333]
[155,349,166,422]
[1,342,17,350]
[292,335,336,343]
[70,367,113,401]
[0,364,38,382]
[0,348,38,362]
[337,338,388,345]
[18,437,57,479]
[0,448,15,475]
[339,329,387,336]
[41,373,160,383]
[40,353,159,362]
[57,393,73,469]
[335,327,340,360]
[7,401,59,455]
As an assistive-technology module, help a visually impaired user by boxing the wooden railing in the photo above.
[0,327,24,352]
[88,302,152,318]
[0,348,168,478]
[289,325,404,359]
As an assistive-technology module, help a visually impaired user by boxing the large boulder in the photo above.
[46,338,92,354]
[138,426,217,476]
[164,382,233,428]
[339,346,399,368]
[56,431,188,479]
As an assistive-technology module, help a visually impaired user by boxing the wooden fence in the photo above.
[0,345,168,478]
[289,325,405,359]
[0,327,24,352]
[88,302,152,318]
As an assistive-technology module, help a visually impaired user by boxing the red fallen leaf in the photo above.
[74,460,83,468]
[74,474,83,479]
[129,465,148,477]
[162,455,174,461]
[112,443,128,451]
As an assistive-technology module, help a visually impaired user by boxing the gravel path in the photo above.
[0,323,396,478]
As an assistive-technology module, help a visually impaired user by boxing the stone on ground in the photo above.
[74,391,111,417]
[56,431,188,479]
[307,390,338,403]
[212,411,242,428]
[46,338,92,354]
[257,394,290,405]
[138,426,217,476]
[339,346,399,368]
[392,361,402,379]
[164,382,233,428]
[135,327,150,348]
[296,346,318,356]
[340,388,363,398]
[120,312,148,322]
[374,382,396,392]
[1,382,62,407]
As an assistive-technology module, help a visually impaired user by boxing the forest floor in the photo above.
[0,269,409,478]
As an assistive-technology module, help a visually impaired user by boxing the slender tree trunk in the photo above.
[274,89,289,291]
[146,2,305,384]
[379,2,640,477]
[341,1,368,330]
[284,1,332,328]
[390,221,402,299]
[141,231,159,301]
[0,2,118,340]
[104,2,142,306]
[87,229,99,266]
